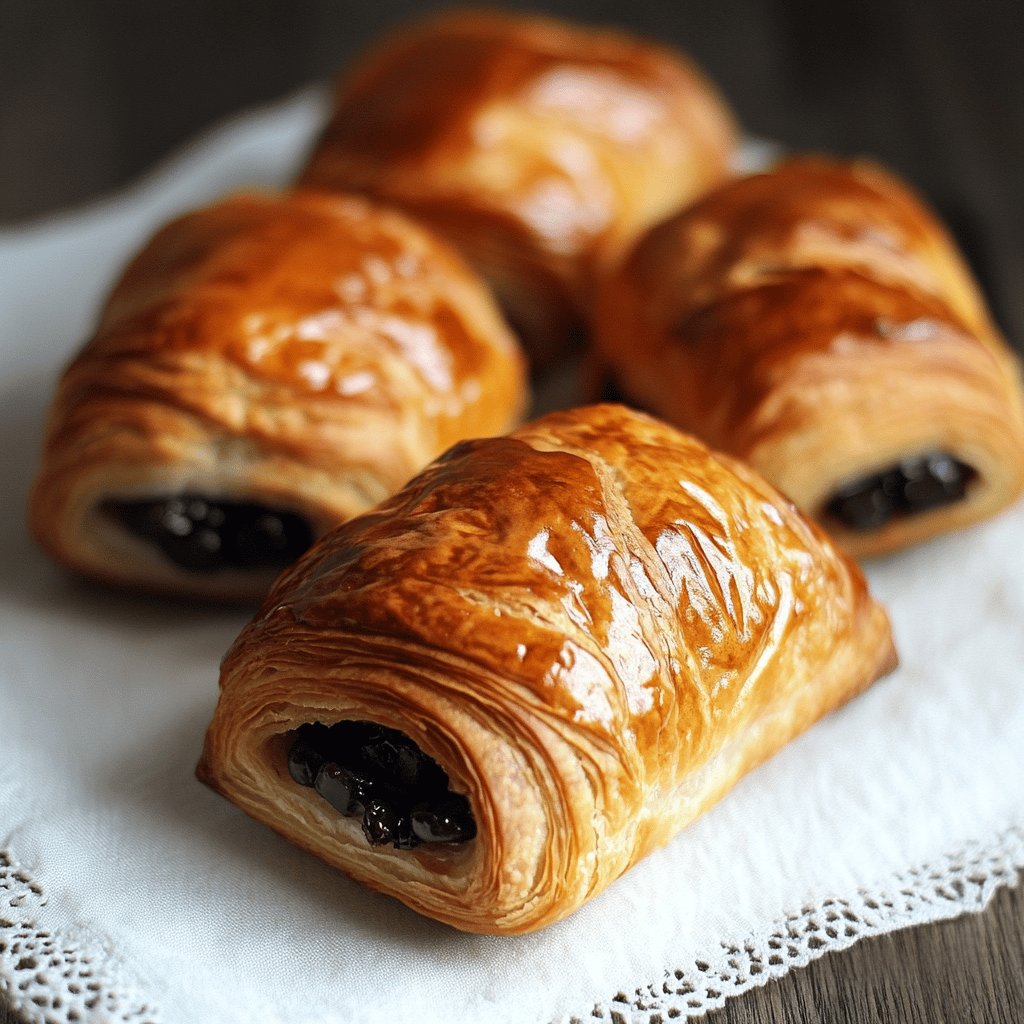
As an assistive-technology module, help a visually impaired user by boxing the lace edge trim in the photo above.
[567,824,1024,1023]
[2,827,1021,1024]
[0,850,158,1024]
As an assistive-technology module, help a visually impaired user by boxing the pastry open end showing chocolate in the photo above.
[825,452,976,532]
[287,722,476,850]
[102,495,314,572]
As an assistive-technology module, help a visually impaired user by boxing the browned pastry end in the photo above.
[28,190,527,601]
[198,404,896,934]
[298,9,738,367]
[593,156,1024,556]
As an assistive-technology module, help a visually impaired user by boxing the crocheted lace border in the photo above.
[2,827,1021,1024]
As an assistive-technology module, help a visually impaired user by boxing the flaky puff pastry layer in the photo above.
[29,190,526,601]
[298,10,738,367]
[197,404,896,934]
[593,157,1024,556]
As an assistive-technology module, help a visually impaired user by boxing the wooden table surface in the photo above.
[2,1,1021,1021]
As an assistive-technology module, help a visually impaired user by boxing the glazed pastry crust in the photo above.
[197,404,896,934]
[298,9,738,365]
[28,190,527,601]
[593,157,1024,555]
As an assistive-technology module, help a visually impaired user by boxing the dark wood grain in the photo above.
[2,0,1024,352]
[708,880,1024,1024]
[1,0,1022,1020]
[3,0,1021,350]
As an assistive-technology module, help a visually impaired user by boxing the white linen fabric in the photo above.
[1,89,1022,1024]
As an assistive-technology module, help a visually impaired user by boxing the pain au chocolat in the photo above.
[298,10,738,367]
[593,156,1024,556]
[28,190,526,601]
[197,404,896,934]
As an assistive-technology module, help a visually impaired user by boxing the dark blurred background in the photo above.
[2,0,1021,341]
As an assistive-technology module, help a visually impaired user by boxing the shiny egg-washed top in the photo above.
[621,156,993,331]
[299,11,737,316]
[72,190,524,426]
[592,157,1024,539]
[214,405,894,934]
[598,156,1000,352]
[28,189,527,601]
[256,403,888,769]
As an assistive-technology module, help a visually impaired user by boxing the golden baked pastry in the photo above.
[593,156,1024,556]
[299,9,738,366]
[197,403,896,934]
[29,189,527,601]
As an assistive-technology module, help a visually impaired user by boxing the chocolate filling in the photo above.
[287,721,476,850]
[103,495,313,572]
[826,451,975,531]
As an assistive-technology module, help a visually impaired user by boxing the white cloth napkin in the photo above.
[1,89,1022,1024]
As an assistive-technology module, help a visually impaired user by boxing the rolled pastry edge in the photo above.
[197,404,897,935]
[735,338,1024,558]
[197,615,894,934]
[27,371,518,602]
